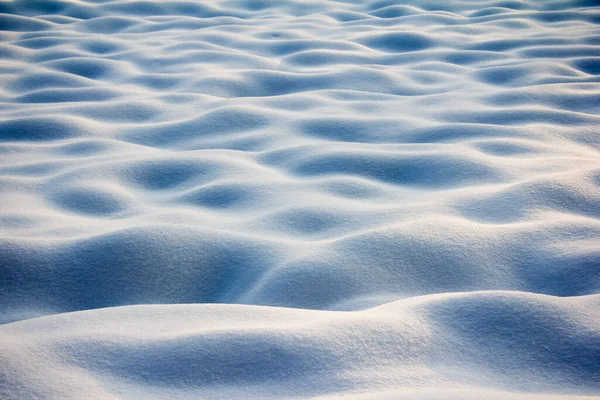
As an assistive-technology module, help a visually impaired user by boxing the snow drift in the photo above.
[1,0,599,398]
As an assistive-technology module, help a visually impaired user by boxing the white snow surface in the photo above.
[1,0,600,398]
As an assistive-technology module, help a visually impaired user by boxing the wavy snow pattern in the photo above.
[1,0,600,398]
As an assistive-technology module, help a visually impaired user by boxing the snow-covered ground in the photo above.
[1,0,600,398]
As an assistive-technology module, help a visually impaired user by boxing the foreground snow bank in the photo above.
[2,291,599,399]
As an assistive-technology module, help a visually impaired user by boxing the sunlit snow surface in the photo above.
[1,0,600,398]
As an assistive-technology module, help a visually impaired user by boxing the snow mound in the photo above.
[1,291,599,399]
[1,0,600,397]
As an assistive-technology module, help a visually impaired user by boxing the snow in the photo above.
[2,293,600,399]
[1,0,600,398]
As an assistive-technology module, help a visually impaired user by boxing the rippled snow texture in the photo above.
[1,0,600,399]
